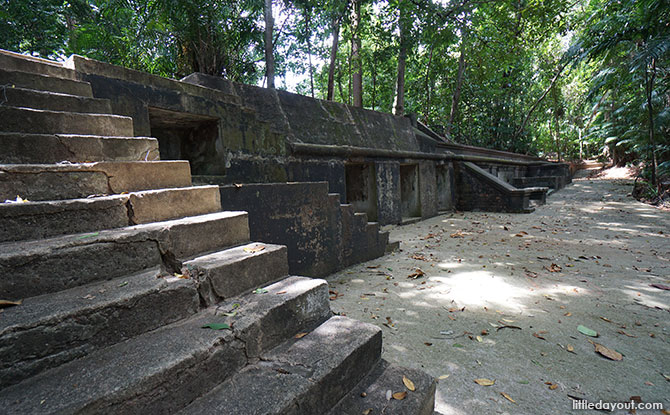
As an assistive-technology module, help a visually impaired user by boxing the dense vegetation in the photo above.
[2,0,668,188]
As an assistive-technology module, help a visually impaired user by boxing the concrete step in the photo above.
[0,68,91,96]
[0,50,77,80]
[2,86,112,113]
[327,360,436,415]
[0,276,330,414]
[0,133,159,164]
[186,242,288,305]
[0,185,222,242]
[179,316,381,415]
[0,268,199,387]
[0,211,249,300]
[0,160,191,201]
[0,106,133,136]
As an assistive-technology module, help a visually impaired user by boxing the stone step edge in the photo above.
[0,185,222,243]
[327,360,436,415]
[0,276,329,415]
[179,315,381,415]
[0,211,250,300]
[3,86,112,111]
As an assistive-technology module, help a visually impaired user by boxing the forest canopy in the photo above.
[2,0,668,184]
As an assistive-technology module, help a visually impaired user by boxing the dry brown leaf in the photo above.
[593,342,623,361]
[617,330,637,338]
[243,244,266,253]
[294,332,308,339]
[564,312,572,317]
[600,316,612,323]
[392,391,407,400]
[474,378,495,386]
[533,332,547,340]
[566,344,575,353]
[500,392,516,403]
[476,335,483,342]
[0,299,22,308]
[549,383,558,390]
[408,268,425,279]
[450,230,465,238]
[362,409,372,415]
[402,375,416,391]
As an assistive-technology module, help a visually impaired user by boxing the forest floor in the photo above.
[327,168,670,414]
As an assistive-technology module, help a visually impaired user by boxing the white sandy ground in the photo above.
[327,169,670,415]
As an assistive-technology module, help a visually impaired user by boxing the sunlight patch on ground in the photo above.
[427,271,530,311]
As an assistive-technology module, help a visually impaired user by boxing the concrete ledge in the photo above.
[0,50,76,80]
[0,161,191,201]
[0,133,159,164]
[0,68,91,96]
[3,87,112,113]
[0,106,133,136]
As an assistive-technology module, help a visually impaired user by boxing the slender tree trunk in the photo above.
[517,61,567,136]
[327,16,340,100]
[264,0,275,89]
[645,58,658,187]
[553,110,562,162]
[423,43,434,123]
[446,37,466,137]
[371,58,377,109]
[351,0,362,107]
[393,4,407,115]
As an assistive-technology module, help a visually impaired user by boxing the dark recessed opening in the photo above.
[148,107,223,175]
[400,164,421,218]
[345,163,378,221]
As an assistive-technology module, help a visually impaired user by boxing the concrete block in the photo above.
[3,86,111,113]
[0,106,133,136]
[0,269,200,387]
[0,133,159,164]
[0,68,91,96]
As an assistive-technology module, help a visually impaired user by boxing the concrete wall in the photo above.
[217,182,387,277]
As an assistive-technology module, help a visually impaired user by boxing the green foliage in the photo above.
[1,0,667,165]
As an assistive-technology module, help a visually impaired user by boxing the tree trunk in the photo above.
[446,37,466,137]
[645,58,658,187]
[423,43,434,123]
[305,11,314,98]
[351,0,363,107]
[264,0,275,89]
[393,4,408,115]
[327,16,340,101]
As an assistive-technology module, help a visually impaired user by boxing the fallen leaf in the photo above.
[450,230,465,238]
[118,281,128,288]
[78,232,100,240]
[566,344,576,353]
[564,312,572,317]
[253,288,268,294]
[533,332,547,341]
[549,383,558,390]
[403,375,416,391]
[438,374,450,380]
[452,343,464,348]
[0,299,22,308]
[424,342,432,346]
[220,311,237,317]
[362,409,372,415]
[500,392,516,403]
[294,332,308,339]
[592,342,623,361]
[650,283,670,291]
[544,263,562,272]
[386,390,392,401]
[408,268,425,279]
[577,325,598,337]
[201,323,230,330]
[243,245,266,253]
[644,381,654,386]
[276,291,287,295]
[617,330,637,338]
[476,335,483,342]
[600,317,612,323]
[392,391,407,400]
[474,378,495,386]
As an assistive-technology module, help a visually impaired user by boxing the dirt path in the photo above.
[327,169,670,414]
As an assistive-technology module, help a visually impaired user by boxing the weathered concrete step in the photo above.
[0,276,330,414]
[0,185,221,242]
[179,316,381,415]
[327,360,436,415]
[0,106,134,136]
[0,268,199,388]
[0,133,159,164]
[0,211,249,300]
[186,242,288,305]
[0,50,77,80]
[0,160,191,201]
[0,67,91,96]
[3,86,112,113]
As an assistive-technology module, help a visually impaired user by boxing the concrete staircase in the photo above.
[0,50,435,414]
